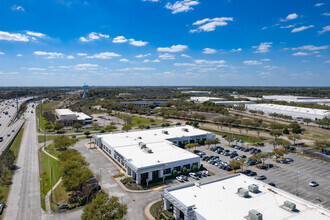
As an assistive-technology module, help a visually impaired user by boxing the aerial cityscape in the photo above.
[0,0,330,220]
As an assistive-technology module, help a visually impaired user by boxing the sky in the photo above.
[0,0,329,87]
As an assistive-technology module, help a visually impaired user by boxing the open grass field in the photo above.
[50,181,69,210]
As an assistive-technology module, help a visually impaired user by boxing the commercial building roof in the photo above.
[55,109,76,115]
[190,97,227,103]
[246,104,330,116]
[74,112,92,120]
[95,126,212,169]
[163,174,330,220]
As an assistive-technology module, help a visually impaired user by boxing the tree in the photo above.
[122,124,132,132]
[259,152,269,165]
[242,119,251,134]
[290,123,303,134]
[225,136,234,146]
[45,122,53,131]
[181,167,188,175]
[105,125,117,132]
[192,165,198,172]
[91,123,99,130]
[314,141,330,153]
[303,118,312,126]
[54,135,75,150]
[82,192,127,220]
[84,131,91,137]
[271,148,287,162]
[184,143,195,151]
[229,160,241,171]
[288,134,301,145]
[54,122,64,132]
[172,170,178,177]
[1,150,15,170]
[73,123,83,132]
[283,127,290,134]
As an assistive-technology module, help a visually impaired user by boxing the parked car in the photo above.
[0,203,3,215]
[247,171,257,176]
[176,176,185,182]
[255,175,267,180]
[202,170,210,176]
[258,165,268,170]
[59,204,69,210]
[189,172,199,180]
[285,158,294,162]
[268,182,276,187]
[242,170,252,175]
[309,181,319,187]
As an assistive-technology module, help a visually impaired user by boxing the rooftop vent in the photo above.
[139,142,146,149]
[138,137,142,139]
[143,147,153,153]
[248,184,259,193]
[162,130,169,135]
[248,209,262,220]
[237,187,249,198]
[283,200,296,211]
[182,128,189,132]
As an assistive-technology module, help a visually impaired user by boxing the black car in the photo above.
[258,165,267,170]
[247,171,257,176]
[256,175,267,180]
[268,182,276,187]
[243,170,252,175]
[59,204,69,210]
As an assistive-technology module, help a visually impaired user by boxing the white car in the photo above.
[189,172,199,180]
[309,181,318,187]
[176,176,184,182]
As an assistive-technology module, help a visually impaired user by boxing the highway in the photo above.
[4,103,41,220]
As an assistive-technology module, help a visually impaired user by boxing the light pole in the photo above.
[295,171,299,196]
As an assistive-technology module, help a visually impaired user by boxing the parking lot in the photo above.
[197,139,330,210]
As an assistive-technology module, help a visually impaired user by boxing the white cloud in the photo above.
[292,52,309,56]
[26,31,46,38]
[195,59,226,65]
[0,52,4,55]
[253,42,272,53]
[17,54,22,57]
[77,53,87,56]
[133,67,156,70]
[159,53,175,60]
[318,25,330,34]
[87,52,121,59]
[165,0,199,14]
[143,59,160,63]
[243,60,262,65]
[34,51,64,59]
[260,58,271,61]
[120,58,129,62]
[315,3,324,7]
[181,54,191,58]
[280,24,295,29]
[67,55,75,59]
[158,45,188,53]
[322,13,330,16]
[79,32,109,42]
[27,67,46,71]
[11,5,25,12]
[73,63,99,70]
[142,0,159,2]
[129,38,148,46]
[291,25,314,33]
[0,31,30,42]
[190,17,233,33]
[231,48,242,52]
[136,53,151,58]
[202,48,217,54]
[113,36,128,43]
[280,13,298,22]
[174,63,196,66]
[324,60,330,63]
[292,45,328,51]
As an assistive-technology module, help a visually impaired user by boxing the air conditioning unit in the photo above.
[162,130,168,134]
[182,128,189,132]
[248,209,262,220]
[139,142,146,149]
[237,187,249,198]
[248,184,259,193]
[284,200,296,211]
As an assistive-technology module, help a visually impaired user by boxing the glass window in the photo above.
[163,168,171,174]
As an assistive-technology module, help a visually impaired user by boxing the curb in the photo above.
[144,200,162,220]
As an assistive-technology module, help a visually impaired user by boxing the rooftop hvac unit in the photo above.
[162,130,169,134]
[143,147,153,153]
[182,128,189,132]
[248,209,262,220]
[237,187,249,198]
[139,142,146,149]
[248,184,259,193]
[284,200,296,211]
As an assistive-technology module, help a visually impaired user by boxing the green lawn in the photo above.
[38,148,62,211]
[51,181,69,211]
[36,101,60,133]
[202,128,268,144]
[117,115,161,127]
[38,135,57,143]
[0,128,24,219]
[44,143,62,158]
[149,200,163,218]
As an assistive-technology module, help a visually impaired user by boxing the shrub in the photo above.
[172,170,178,177]
[181,167,188,175]
[192,165,198,172]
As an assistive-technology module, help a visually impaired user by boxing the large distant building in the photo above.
[245,104,330,120]
[181,91,212,95]
[94,125,215,184]
[161,174,330,220]
[117,100,167,107]
[262,95,330,104]
[190,97,227,103]
[55,109,92,125]
[214,100,254,107]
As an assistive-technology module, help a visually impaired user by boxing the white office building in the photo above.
[245,104,330,120]
[94,125,215,184]
[55,109,92,125]
[161,174,330,220]
[262,95,330,104]
[214,100,254,107]
[189,97,227,103]
[181,91,212,95]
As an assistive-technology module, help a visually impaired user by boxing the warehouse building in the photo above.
[160,174,330,220]
[181,91,212,95]
[117,100,167,107]
[55,109,92,125]
[94,126,215,184]
[189,97,227,103]
[214,100,254,107]
[245,104,330,120]
[262,95,330,104]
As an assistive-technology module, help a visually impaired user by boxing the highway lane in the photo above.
[4,103,41,220]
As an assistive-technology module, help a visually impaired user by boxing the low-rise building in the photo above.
[117,100,167,107]
[189,97,227,103]
[94,125,215,184]
[214,100,254,107]
[160,174,330,220]
[262,95,330,104]
[55,109,92,125]
[181,91,212,95]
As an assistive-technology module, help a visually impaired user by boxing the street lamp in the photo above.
[295,171,299,196]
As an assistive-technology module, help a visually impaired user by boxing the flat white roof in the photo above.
[74,112,92,120]
[165,174,330,220]
[55,109,75,115]
[190,97,227,102]
[96,126,213,169]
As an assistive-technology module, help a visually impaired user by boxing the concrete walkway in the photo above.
[45,177,63,213]
[42,146,59,161]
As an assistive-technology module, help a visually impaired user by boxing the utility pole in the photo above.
[295,171,299,196]
[51,167,53,203]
